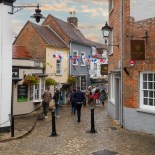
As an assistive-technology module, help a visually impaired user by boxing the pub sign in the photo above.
[131,40,145,60]
[100,64,108,75]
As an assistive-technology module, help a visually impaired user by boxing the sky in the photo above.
[130,0,155,21]
[13,0,108,43]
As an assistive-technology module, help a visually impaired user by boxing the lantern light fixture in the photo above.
[101,22,119,47]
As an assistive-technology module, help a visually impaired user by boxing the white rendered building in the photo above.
[0,0,14,132]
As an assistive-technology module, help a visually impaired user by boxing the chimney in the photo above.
[67,17,78,27]
[67,11,78,27]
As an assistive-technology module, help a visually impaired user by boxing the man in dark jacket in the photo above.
[74,87,85,122]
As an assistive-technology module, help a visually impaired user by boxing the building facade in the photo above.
[108,0,155,135]
[0,0,14,132]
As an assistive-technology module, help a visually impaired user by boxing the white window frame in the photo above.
[140,72,155,111]
[81,52,85,66]
[56,59,62,75]
[29,78,45,102]
[109,30,113,55]
[73,50,78,65]
[109,0,114,13]
[109,73,115,103]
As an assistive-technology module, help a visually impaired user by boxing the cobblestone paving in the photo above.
[0,103,155,155]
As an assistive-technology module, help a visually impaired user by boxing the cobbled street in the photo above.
[0,102,155,155]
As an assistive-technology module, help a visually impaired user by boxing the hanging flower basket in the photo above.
[68,76,76,84]
[45,77,56,86]
[23,75,39,85]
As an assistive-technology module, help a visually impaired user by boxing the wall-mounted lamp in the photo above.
[9,3,45,23]
[101,22,119,47]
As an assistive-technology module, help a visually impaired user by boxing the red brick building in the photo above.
[108,0,155,135]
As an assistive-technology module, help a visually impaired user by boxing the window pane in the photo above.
[149,99,153,106]
[154,74,155,81]
[144,98,148,105]
[143,82,147,89]
[148,82,153,89]
[148,74,153,81]
[144,91,148,97]
[149,91,153,98]
[143,74,147,81]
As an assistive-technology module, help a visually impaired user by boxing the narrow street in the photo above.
[0,102,155,155]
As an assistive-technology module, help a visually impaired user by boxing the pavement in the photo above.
[0,102,155,155]
[0,107,43,141]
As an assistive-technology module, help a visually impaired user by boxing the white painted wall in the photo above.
[0,4,12,128]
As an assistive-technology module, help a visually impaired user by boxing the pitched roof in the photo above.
[30,22,69,48]
[13,46,33,59]
[86,40,107,49]
[44,15,91,45]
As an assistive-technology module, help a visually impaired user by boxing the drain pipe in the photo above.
[120,0,124,127]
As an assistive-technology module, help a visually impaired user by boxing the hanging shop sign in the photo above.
[100,64,108,75]
[131,40,145,60]
[17,85,28,102]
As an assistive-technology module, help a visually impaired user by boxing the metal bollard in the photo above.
[11,116,14,137]
[86,108,97,133]
[50,111,57,137]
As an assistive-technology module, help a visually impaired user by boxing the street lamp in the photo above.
[101,22,119,47]
[9,2,45,23]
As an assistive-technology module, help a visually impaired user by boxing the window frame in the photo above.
[72,50,78,66]
[109,0,114,14]
[56,59,62,75]
[81,52,85,66]
[109,73,115,103]
[109,30,113,55]
[29,77,45,102]
[139,72,155,111]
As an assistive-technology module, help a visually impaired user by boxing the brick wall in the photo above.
[123,1,155,108]
[109,0,155,108]
[108,0,121,72]
[13,22,46,62]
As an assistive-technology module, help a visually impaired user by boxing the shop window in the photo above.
[140,72,155,111]
[80,75,86,91]
[29,78,45,102]
[109,73,115,103]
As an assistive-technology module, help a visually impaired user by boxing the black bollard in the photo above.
[86,108,97,133]
[50,111,57,137]
[11,116,14,137]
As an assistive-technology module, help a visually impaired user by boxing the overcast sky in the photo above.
[130,0,155,21]
[13,0,108,43]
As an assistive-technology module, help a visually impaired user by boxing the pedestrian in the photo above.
[85,86,91,106]
[94,88,101,105]
[41,86,52,118]
[74,87,85,122]
[99,89,107,107]
[53,87,60,117]
[70,89,76,114]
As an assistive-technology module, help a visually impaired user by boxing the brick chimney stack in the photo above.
[67,11,78,27]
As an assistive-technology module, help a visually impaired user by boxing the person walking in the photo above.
[99,89,107,107]
[70,89,76,114]
[74,87,85,122]
[53,87,60,117]
[42,86,52,118]
[85,87,91,106]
